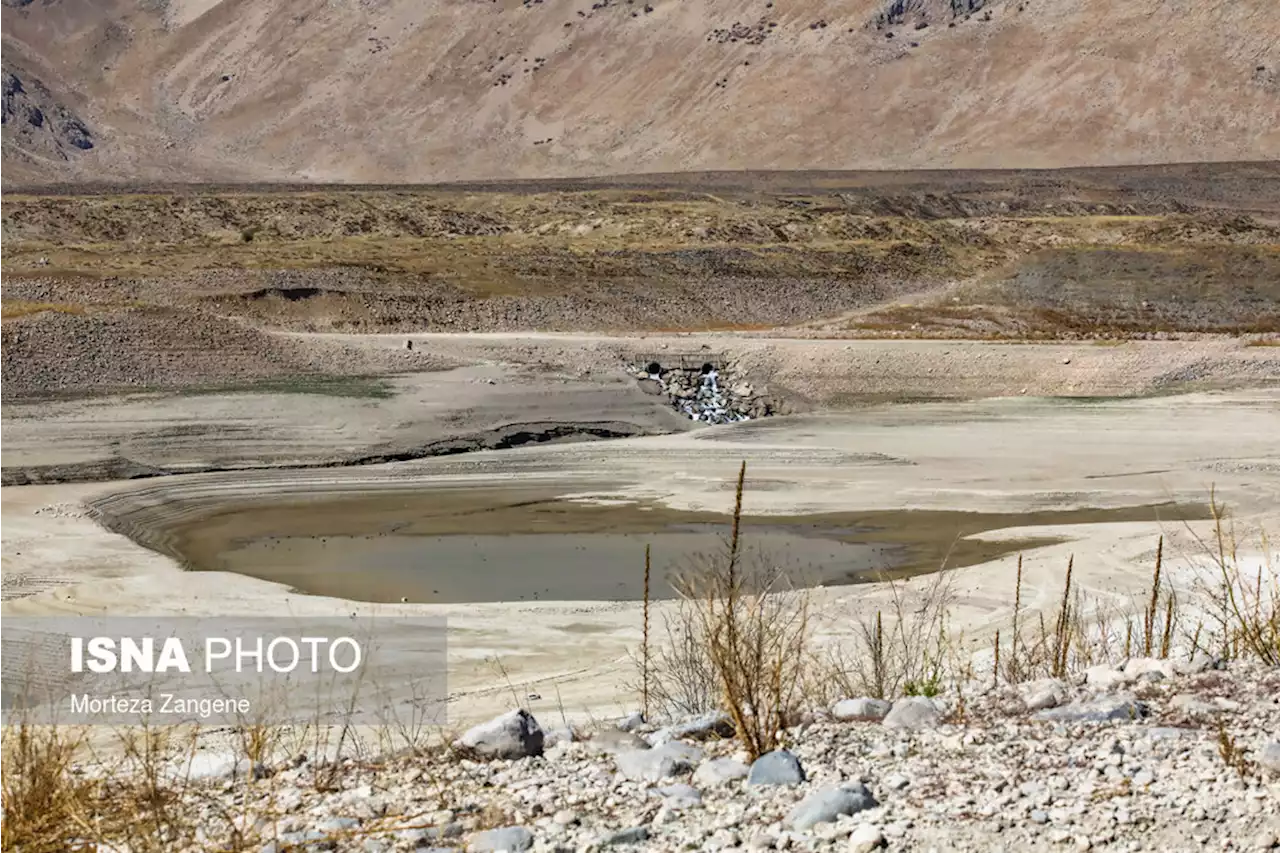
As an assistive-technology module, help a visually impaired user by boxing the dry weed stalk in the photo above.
[1184,494,1279,664]
[1216,722,1255,780]
[824,558,956,701]
[642,543,652,722]
[671,462,812,759]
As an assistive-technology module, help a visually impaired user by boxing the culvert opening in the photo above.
[631,353,773,424]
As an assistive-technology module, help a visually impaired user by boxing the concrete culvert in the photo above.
[646,361,662,375]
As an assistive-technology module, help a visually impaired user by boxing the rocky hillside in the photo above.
[1,0,1277,184]
[1,62,95,172]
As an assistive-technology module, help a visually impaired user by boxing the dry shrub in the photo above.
[822,564,956,701]
[666,462,813,759]
[634,595,722,719]
[991,537,1185,686]
[1186,494,1279,665]
[1,723,96,852]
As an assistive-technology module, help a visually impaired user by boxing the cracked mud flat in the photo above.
[3,348,1279,724]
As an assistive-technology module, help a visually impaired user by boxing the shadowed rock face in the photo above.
[0,0,1276,184]
[869,0,989,30]
[2,66,94,165]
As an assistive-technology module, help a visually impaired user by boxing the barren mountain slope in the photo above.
[1,0,1277,184]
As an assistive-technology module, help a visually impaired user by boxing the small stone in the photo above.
[747,749,806,786]
[646,710,735,745]
[552,810,578,826]
[1022,679,1069,712]
[847,824,884,853]
[467,825,534,852]
[832,698,893,722]
[614,741,702,781]
[615,712,645,732]
[1030,809,1049,824]
[588,728,650,754]
[694,757,750,786]
[654,783,702,809]
[1035,694,1147,723]
[455,709,544,760]
[319,817,359,833]
[1258,742,1280,774]
[882,696,943,730]
[787,785,878,830]
[600,826,650,847]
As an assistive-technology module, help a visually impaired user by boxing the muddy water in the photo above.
[164,485,1208,604]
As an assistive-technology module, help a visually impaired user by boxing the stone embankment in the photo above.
[631,359,774,424]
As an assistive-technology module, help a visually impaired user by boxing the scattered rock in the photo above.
[467,825,534,852]
[882,696,943,730]
[654,783,703,809]
[1259,742,1280,774]
[787,784,878,830]
[647,710,735,745]
[847,823,885,853]
[599,826,649,846]
[614,741,702,781]
[589,727,651,754]
[1035,694,1148,723]
[747,749,806,786]
[694,757,750,786]
[455,709,545,759]
[630,361,771,424]
[832,697,893,722]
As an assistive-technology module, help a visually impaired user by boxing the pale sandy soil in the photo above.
[4,338,1279,727]
[4,333,1277,479]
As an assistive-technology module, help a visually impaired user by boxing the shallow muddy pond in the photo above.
[159,485,1208,603]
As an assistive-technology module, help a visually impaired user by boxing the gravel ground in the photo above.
[114,657,1280,853]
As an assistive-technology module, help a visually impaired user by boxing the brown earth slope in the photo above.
[1,0,1278,184]
[3,169,1279,402]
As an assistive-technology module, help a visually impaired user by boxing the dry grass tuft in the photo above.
[1186,493,1279,665]
[0,301,88,321]
[1,723,96,853]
